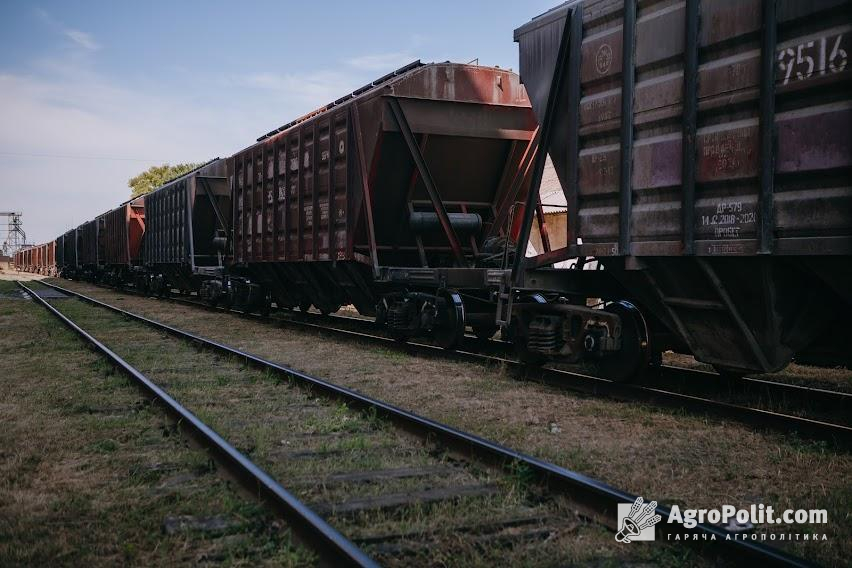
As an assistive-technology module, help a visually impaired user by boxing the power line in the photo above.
[0,151,172,162]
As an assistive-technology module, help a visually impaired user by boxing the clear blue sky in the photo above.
[0,0,557,244]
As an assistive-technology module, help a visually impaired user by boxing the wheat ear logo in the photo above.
[616,497,662,543]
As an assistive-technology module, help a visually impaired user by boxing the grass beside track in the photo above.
[0,287,315,566]
[44,278,852,566]
[27,283,705,566]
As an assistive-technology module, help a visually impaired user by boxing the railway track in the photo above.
[18,281,374,567]
[48,280,852,447]
[277,309,852,420]
[23,280,810,566]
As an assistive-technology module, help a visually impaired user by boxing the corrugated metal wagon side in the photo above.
[61,228,78,277]
[140,159,230,295]
[102,197,145,284]
[42,241,56,276]
[55,235,65,273]
[33,244,43,274]
[226,62,539,340]
[77,215,106,280]
[513,0,852,375]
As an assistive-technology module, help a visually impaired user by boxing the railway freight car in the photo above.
[208,61,539,346]
[38,241,56,275]
[55,234,65,274]
[30,245,40,273]
[77,217,104,280]
[59,228,78,277]
[101,197,145,285]
[140,159,231,296]
[510,0,852,378]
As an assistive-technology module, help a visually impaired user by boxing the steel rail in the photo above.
[18,282,377,568]
[45,280,852,445]
[38,280,812,566]
[280,310,852,411]
[289,311,852,410]
[61,282,852,410]
[130,286,851,414]
[126,284,852,441]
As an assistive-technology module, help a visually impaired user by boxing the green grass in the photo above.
[0,297,316,567]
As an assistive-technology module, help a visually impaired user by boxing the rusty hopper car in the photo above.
[102,197,145,284]
[39,241,56,275]
[29,245,38,273]
[27,244,38,273]
[219,61,538,345]
[511,0,852,377]
[13,248,25,271]
[140,159,230,296]
[33,244,43,273]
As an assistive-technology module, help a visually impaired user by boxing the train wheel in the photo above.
[596,301,650,383]
[434,289,465,350]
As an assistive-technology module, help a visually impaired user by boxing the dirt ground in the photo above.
[0,265,45,281]
[43,279,852,566]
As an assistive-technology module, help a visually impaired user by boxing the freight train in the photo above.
[16,0,852,380]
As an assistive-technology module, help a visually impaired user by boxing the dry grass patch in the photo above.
[47,279,852,565]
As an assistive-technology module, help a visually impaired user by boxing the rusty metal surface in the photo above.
[517,0,852,258]
[228,62,536,316]
[230,62,536,270]
[103,200,145,266]
[516,1,852,374]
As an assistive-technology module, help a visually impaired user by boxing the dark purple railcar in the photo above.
[511,0,852,377]
[140,159,231,295]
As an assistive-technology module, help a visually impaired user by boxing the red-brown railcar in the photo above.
[101,197,145,283]
[219,61,538,344]
[39,241,56,275]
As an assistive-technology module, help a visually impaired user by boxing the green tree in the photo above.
[128,162,204,198]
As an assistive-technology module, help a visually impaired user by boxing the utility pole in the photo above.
[0,212,28,256]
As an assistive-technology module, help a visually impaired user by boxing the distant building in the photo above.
[528,157,598,271]
[529,156,567,254]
